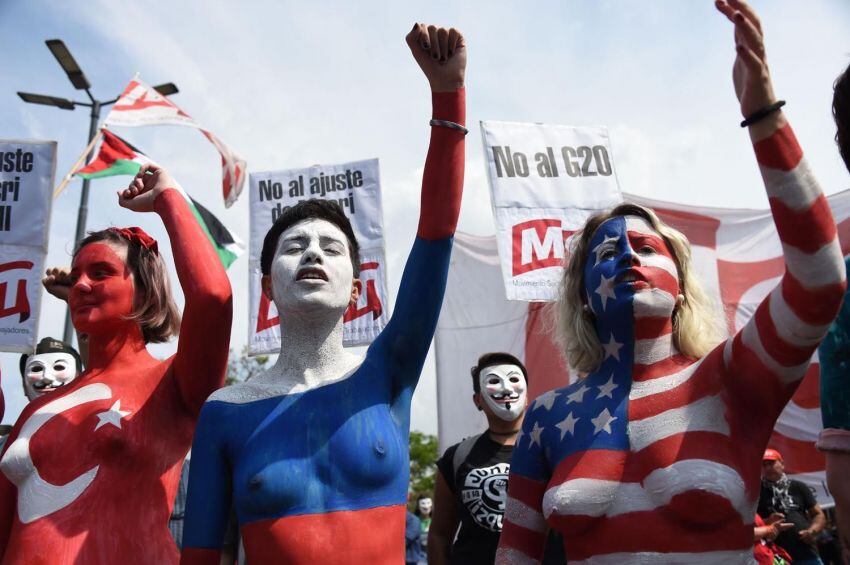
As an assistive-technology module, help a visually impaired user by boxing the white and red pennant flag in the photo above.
[73,128,243,269]
[104,76,246,207]
[434,191,850,505]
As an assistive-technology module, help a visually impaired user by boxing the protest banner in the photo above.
[0,140,57,352]
[248,158,388,354]
[480,120,623,301]
[435,190,850,505]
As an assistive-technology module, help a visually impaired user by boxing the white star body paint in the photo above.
[0,383,112,523]
[596,374,618,399]
[479,363,528,422]
[94,400,131,431]
[566,385,589,404]
[556,412,579,439]
[591,407,617,435]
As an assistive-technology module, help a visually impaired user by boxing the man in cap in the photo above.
[19,337,83,402]
[0,337,84,452]
[758,448,827,565]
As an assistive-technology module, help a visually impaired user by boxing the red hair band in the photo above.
[107,227,159,255]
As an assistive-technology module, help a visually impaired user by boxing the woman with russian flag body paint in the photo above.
[498,2,847,564]
[0,165,233,564]
[180,23,466,565]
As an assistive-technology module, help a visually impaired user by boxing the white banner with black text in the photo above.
[480,120,623,301]
[0,140,57,352]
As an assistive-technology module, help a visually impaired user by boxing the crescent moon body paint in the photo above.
[0,383,111,523]
[479,363,527,422]
[0,190,233,564]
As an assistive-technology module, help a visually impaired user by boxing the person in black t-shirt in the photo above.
[758,448,827,564]
[429,352,529,565]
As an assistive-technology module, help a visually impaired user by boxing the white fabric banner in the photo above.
[104,76,247,208]
[0,140,56,352]
[248,158,389,354]
[480,120,623,301]
[436,190,850,506]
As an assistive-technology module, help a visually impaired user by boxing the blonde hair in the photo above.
[557,203,724,374]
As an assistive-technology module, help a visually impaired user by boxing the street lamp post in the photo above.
[17,39,178,344]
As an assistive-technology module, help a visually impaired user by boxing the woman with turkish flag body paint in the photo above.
[498,2,847,564]
[0,164,233,564]
[180,23,465,565]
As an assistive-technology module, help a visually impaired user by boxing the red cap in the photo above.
[763,448,783,462]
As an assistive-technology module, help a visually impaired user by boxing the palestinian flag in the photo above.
[75,128,243,269]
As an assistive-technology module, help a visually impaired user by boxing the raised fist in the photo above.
[406,23,466,93]
[118,163,177,213]
[43,267,73,303]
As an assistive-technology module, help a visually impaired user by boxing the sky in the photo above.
[1,0,848,435]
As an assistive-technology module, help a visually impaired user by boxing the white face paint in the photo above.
[479,364,528,422]
[270,219,356,315]
[23,352,78,401]
[417,497,433,516]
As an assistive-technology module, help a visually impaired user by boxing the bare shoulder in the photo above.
[206,381,286,405]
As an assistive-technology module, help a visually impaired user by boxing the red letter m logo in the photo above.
[511,219,569,276]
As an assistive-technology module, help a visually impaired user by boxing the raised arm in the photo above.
[497,412,550,564]
[120,165,233,416]
[42,268,89,365]
[715,1,846,423]
[372,24,466,396]
[179,403,232,565]
[408,23,466,241]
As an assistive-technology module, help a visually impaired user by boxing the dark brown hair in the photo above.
[834,62,850,173]
[470,352,528,394]
[261,199,360,277]
[75,229,180,343]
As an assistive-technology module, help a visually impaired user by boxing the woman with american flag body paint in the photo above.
[497,1,847,564]
[180,23,466,565]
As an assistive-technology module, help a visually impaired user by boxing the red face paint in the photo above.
[621,229,680,296]
[69,242,136,334]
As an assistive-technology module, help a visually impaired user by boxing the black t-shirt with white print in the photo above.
[758,478,820,561]
[436,434,513,565]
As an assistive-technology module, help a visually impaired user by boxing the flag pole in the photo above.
[53,128,103,199]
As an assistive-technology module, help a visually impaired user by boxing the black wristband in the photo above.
[740,100,786,128]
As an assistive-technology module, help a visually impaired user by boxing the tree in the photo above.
[226,346,270,385]
[409,431,439,498]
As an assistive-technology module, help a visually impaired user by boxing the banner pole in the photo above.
[53,128,102,199]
